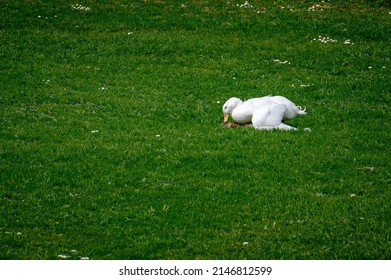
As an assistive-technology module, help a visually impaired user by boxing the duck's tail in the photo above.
[297,106,307,115]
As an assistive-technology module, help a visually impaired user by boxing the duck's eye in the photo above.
[224,106,227,109]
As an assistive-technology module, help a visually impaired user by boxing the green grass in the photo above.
[1,0,390,260]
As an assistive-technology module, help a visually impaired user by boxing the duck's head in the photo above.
[222,97,243,123]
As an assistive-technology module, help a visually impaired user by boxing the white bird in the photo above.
[222,96,306,131]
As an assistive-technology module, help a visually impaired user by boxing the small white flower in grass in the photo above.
[314,36,337,43]
[350,193,356,197]
[304,127,312,132]
[273,59,290,64]
[80,257,90,260]
[308,2,327,12]
[70,250,78,254]
[91,130,99,133]
[344,39,352,45]
[17,232,22,236]
[72,4,91,11]
[238,1,251,8]
[58,254,69,259]
[242,242,249,245]
[216,101,220,104]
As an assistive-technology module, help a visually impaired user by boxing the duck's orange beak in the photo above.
[224,113,230,123]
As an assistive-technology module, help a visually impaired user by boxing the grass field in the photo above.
[1,0,390,260]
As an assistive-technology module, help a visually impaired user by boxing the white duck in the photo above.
[222,96,306,131]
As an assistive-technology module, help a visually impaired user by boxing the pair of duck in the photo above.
[222,96,307,131]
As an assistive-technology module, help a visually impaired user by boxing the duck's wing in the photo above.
[252,104,286,127]
[252,104,297,130]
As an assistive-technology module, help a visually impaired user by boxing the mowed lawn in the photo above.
[0,0,390,259]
